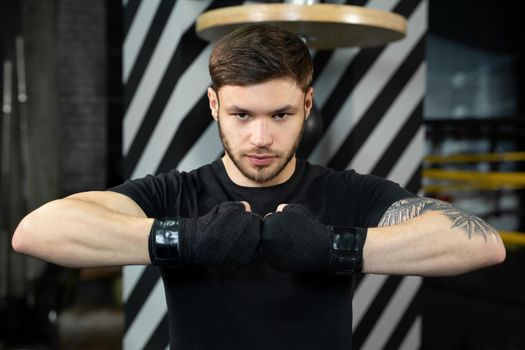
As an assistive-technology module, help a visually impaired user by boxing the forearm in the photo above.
[362,207,506,276]
[12,198,153,268]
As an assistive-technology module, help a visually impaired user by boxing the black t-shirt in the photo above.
[110,159,414,350]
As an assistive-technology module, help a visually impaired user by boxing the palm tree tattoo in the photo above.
[378,198,498,240]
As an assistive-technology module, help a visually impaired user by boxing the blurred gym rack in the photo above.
[424,117,525,246]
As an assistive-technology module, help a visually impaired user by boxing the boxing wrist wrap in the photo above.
[149,218,186,266]
[328,226,367,275]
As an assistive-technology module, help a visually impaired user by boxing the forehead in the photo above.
[217,78,304,110]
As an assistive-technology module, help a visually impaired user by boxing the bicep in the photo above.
[67,191,146,217]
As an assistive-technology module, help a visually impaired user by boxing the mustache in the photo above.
[244,148,277,156]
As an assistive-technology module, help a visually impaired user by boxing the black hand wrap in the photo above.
[149,202,262,269]
[149,218,184,265]
[262,204,367,274]
[329,226,367,274]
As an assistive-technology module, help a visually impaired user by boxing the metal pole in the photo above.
[16,35,45,307]
[1,60,13,302]
[16,35,40,306]
[16,36,31,209]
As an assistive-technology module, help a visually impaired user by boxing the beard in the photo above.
[218,115,304,184]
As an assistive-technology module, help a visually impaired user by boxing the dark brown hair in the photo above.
[209,24,313,92]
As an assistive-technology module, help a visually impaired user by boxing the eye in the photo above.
[272,113,289,120]
[235,113,249,120]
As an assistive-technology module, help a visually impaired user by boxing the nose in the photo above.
[249,118,272,147]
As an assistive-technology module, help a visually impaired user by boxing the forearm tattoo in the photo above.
[378,198,498,240]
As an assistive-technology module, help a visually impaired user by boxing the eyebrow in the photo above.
[225,104,299,115]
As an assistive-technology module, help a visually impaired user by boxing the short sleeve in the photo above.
[108,170,182,218]
[350,173,416,227]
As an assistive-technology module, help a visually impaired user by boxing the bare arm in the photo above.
[11,191,153,268]
[362,198,506,276]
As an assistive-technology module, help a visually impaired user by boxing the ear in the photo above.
[207,87,219,121]
[304,87,314,120]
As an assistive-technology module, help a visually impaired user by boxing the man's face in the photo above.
[208,78,313,187]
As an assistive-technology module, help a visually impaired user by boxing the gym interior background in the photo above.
[0,0,523,349]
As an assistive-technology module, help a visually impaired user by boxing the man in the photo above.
[12,24,505,349]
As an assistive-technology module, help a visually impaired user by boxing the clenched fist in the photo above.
[149,202,262,269]
[262,204,367,275]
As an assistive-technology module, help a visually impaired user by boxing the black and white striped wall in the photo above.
[121,0,426,348]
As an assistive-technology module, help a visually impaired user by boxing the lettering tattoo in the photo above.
[378,198,498,240]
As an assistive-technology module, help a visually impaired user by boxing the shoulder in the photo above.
[301,160,383,190]
[137,162,216,187]
[300,160,338,183]
[302,160,411,190]
[302,161,414,226]
[108,163,215,217]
